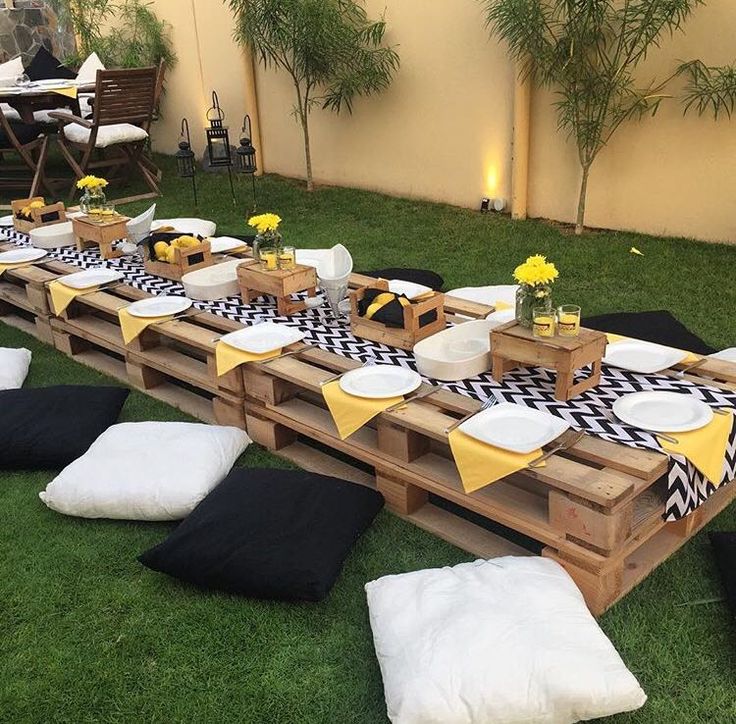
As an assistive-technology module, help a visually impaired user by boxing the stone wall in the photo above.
[0,1,76,67]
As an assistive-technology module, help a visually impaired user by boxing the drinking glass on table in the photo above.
[557,305,581,337]
[14,73,31,88]
[100,203,116,220]
[278,245,296,271]
[533,307,556,338]
[260,248,278,271]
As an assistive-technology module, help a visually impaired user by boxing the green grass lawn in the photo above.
[2,161,736,723]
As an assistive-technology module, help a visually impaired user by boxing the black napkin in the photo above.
[357,287,437,329]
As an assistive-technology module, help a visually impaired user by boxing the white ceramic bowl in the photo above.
[181,259,243,301]
[29,221,75,249]
[414,319,495,381]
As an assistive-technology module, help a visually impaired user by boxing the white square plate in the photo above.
[603,339,687,374]
[0,247,46,264]
[339,365,422,399]
[219,322,305,354]
[59,268,123,290]
[612,391,713,433]
[459,402,570,454]
[126,296,192,318]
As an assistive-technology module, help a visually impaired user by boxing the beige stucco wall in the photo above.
[147,0,736,244]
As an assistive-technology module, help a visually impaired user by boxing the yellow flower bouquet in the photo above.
[513,254,559,327]
[77,175,109,217]
[248,212,283,268]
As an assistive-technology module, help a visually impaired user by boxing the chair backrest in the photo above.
[93,67,157,128]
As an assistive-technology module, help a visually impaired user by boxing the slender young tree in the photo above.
[227,0,399,191]
[483,0,703,234]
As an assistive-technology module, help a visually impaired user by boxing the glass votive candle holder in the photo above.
[260,248,278,271]
[100,203,115,219]
[557,304,581,337]
[533,307,556,338]
[278,245,296,271]
[88,205,103,221]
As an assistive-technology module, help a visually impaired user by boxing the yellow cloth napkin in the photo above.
[0,261,33,277]
[322,380,402,440]
[49,279,98,315]
[494,300,513,311]
[658,411,734,485]
[52,86,77,99]
[448,429,543,493]
[118,308,173,344]
[215,342,281,376]
[605,333,701,365]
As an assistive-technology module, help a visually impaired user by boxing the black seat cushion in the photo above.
[360,268,444,291]
[139,467,385,602]
[0,121,42,148]
[25,46,76,81]
[583,311,715,355]
[709,532,736,618]
[0,385,129,470]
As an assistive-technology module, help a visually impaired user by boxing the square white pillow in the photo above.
[75,51,105,83]
[0,55,23,79]
[365,557,647,724]
[0,347,32,389]
[39,421,250,521]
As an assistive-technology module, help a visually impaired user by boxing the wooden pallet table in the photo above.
[240,345,736,616]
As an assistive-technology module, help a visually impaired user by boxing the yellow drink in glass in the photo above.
[557,305,581,337]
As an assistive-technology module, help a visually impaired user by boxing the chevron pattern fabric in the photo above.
[4,227,735,521]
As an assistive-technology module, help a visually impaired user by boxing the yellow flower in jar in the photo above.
[247,213,282,234]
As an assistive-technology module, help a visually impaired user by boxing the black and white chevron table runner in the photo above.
[5,227,735,521]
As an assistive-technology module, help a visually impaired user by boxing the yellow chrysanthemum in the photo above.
[513,255,559,287]
[76,175,108,190]
[248,213,282,234]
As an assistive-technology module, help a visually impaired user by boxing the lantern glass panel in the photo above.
[206,127,231,167]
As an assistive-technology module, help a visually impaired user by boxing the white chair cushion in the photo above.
[2,104,70,124]
[78,93,94,118]
[0,347,31,389]
[1,102,20,121]
[151,218,217,237]
[710,348,736,363]
[39,421,250,521]
[64,121,148,148]
[365,557,647,724]
[447,284,519,307]
[75,51,105,84]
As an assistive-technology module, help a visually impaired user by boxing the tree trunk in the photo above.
[300,105,314,192]
[575,163,591,235]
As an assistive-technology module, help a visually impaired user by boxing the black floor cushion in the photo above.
[0,385,129,470]
[139,468,385,602]
[25,46,76,81]
[359,268,444,291]
[583,310,716,355]
[709,532,736,618]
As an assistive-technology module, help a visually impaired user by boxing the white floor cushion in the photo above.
[365,557,647,724]
[446,284,519,307]
[39,421,250,521]
[0,347,32,389]
[152,218,217,238]
[710,348,736,363]
[64,121,148,148]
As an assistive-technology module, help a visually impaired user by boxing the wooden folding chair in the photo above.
[50,66,160,204]
[0,113,51,199]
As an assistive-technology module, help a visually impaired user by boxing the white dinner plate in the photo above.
[613,391,713,433]
[603,339,688,374]
[209,236,248,254]
[125,295,192,318]
[219,322,305,354]
[59,268,123,290]
[459,402,570,454]
[339,365,422,399]
[0,247,46,264]
[0,214,14,226]
[388,279,433,300]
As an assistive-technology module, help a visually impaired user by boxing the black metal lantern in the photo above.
[235,114,257,210]
[205,90,235,202]
[175,118,198,208]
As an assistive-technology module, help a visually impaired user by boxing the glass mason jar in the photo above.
[253,231,283,265]
[515,283,552,328]
[80,187,107,217]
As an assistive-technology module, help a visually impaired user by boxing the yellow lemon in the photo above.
[29,200,44,209]
[165,246,178,264]
[153,241,170,259]
[178,235,200,249]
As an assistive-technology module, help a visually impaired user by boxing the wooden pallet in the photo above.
[241,345,736,615]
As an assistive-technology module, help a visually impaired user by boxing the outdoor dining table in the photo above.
[0,82,95,198]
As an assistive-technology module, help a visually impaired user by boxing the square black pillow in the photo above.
[583,310,715,355]
[709,532,736,618]
[25,46,76,81]
[0,385,129,470]
[139,467,385,601]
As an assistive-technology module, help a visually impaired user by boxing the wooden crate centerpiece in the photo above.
[139,233,214,282]
[349,279,446,351]
[237,261,317,316]
[12,197,66,234]
[72,214,131,261]
[490,321,607,401]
